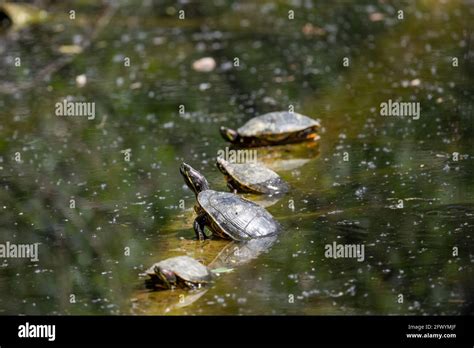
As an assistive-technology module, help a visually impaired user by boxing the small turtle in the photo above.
[216,158,289,194]
[220,111,320,147]
[180,163,280,241]
[145,256,213,290]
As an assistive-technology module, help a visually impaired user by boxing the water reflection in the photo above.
[0,0,472,315]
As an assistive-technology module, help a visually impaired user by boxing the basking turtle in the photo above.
[220,111,320,147]
[216,157,289,194]
[180,163,280,241]
[144,256,213,290]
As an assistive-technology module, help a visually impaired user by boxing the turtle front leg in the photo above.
[226,182,237,194]
[193,214,208,241]
[226,177,238,194]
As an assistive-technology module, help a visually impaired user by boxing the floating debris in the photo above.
[302,23,326,36]
[369,12,384,22]
[211,267,234,274]
[58,45,83,55]
[75,74,87,88]
[192,57,216,72]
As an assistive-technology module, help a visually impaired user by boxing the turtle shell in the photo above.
[237,112,320,137]
[147,256,213,284]
[197,190,280,241]
[218,159,289,194]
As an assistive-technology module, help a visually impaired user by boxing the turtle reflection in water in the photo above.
[131,287,209,314]
[180,163,280,241]
[144,256,213,290]
[208,235,278,270]
[220,111,320,147]
[256,141,320,172]
[216,157,289,194]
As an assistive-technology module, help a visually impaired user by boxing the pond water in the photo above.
[0,0,473,315]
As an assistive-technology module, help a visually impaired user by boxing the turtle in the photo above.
[179,163,281,241]
[144,256,213,290]
[216,157,289,194]
[220,111,320,147]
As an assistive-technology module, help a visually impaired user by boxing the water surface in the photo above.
[0,0,473,315]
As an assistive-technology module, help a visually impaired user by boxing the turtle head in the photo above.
[220,126,239,143]
[156,267,177,288]
[216,157,229,175]
[180,163,209,195]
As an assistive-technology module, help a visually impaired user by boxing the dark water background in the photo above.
[0,0,473,315]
